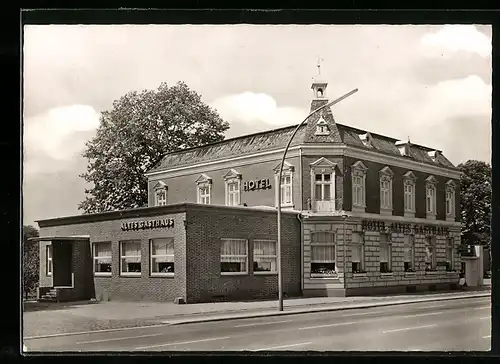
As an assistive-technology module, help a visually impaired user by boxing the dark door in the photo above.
[52,242,73,287]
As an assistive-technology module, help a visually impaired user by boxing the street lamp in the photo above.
[276,88,358,311]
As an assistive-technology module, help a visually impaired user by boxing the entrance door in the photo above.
[52,242,73,287]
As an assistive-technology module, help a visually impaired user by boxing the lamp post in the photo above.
[276,88,358,311]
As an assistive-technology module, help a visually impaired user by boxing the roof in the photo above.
[147,121,456,174]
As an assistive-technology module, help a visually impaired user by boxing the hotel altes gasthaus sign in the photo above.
[121,218,174,232]
[243,178,272,192]
[361,220,449,236]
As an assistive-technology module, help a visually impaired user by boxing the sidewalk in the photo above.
[23,286,490,339]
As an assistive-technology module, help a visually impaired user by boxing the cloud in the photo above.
[211,92,307,128]
[420,25,491,58]
[24,104,100,163]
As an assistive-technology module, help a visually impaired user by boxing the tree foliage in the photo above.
[458,160,491,248]
[79,82,230,213]
[23,225,39,300]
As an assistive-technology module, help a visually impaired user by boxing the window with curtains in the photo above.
[379,233,392,273]
[425,236,436,271]
[120,240,142,276]
[310,232,336,277]
[253,240,277,273]
[46,245,53,276]
[445,238,454,271]
[351,233,365,274]
[221,239,248,274]
[150,238,174,276]
[93,242,112,275]
[403,235,415,272]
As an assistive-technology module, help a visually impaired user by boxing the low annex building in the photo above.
[35,70,462,303]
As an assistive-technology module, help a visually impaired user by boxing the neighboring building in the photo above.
[35,71,462,302]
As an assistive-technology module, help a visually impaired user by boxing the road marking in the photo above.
[401,311,443,318]
[76,332,166,345]
[298,321,356,330]
[473,307,490,310]
[483,335,491,339]
[135,336,231,350]
[344,310,387,317]
[480,317,490,320]
[255,342,312,351]
[381,324,437,334]
[235,320,293,328]
[24,323,170,340]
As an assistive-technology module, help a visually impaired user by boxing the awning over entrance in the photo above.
[27,236,90,242]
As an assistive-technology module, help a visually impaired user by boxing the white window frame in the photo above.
[153,181,167,206]
[310,232,337,278]
[309,158,337,212]
[445,180,456,221]
[223,169,242,207]
[403,171,417,217]
[425,175,438,218]
[253,239,277,275]
[196,174,212,205]
[220,238,248,275]
[379,166,394,214]
[46,245,53,276]
[150,238,175,277]
[379,234,392,274]
[403,235,415,272]
[274,162,295,208]
[351,161,367,211]
[120,240,142,277]
[315,116,330,136]
[351,233,365,274]
[445,238,454,272]
[425,236,437,271]
[92,242,112,276]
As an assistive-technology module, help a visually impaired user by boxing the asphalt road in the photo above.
[24,296,491,352]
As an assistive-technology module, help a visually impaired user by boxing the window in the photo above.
[446,238,454,271]
[426,176,438,216]
[196,174,212,205]
[310,232,336,277]
[280,174,293,205]
[315,173,332,201]
[221,239,248,274]
[120,240,142,276]
[315,117,329,136]
[351,161,367,208]
[253,240,277,273]
[351,233,365,273]
[46,245,53,276]
[445,180,456,219]
[403,171,417,215]
[150,238,174,276]
[153,181,167,206]
[403,235,415,272]
[93,242,112,275]
[379,233,392,273]
[224,169,242,207]
[379,167,394,212]
[425,237,436,271]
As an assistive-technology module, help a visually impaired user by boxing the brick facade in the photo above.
[37,204,300,303]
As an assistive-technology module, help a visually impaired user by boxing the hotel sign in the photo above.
[121,218,174,231]
[243,179,272,192]
[361,220,449,236]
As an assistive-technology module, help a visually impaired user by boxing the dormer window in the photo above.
[153,181,168,206]
[395,140,411,157]
[359,133,373,148]
[428,150,441,162]
[315,116,330,136]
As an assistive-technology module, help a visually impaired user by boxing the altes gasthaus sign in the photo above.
[361,220,450,236]
[121,218,175,231]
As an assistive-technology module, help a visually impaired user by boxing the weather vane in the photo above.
[317,57,324,76]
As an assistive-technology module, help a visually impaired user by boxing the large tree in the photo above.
[79,81,230,213]
[458,160,492,249]
[23,225,39,300]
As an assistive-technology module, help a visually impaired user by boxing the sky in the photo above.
[22,24,492,227]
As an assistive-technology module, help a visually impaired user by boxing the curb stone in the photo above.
[165,292,490,326]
